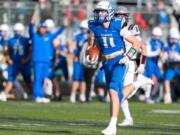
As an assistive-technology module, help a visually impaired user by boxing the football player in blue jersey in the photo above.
[87,1,153,134]
[51,35,69,101]
[0,23,32,102]
[69,20,89,103]
[0,24,9,50]
[163,28,180,104]
[144,27,164,103]
[29,11,67,103]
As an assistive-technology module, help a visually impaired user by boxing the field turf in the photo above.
[0,100,180,135]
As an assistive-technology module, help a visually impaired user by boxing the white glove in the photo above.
[86,55,99,65]
[119,55,129,65]
[136,64,145,74]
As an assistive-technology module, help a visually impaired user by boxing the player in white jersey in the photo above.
[114,6,153,126]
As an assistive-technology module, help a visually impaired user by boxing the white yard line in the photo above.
[147,130,178,135]
[150,109,180,114]
[0,124,14,127]
[20,123,48,127]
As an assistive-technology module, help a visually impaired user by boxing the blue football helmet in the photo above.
[93,1,114,23]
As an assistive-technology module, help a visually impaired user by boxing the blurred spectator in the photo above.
[29,11,66,103]
[172,0,180,29]
[69,20,89,103]
[0,23,32,102]
[157,0,170,42]
[144,27,164,103]
[65,0,85,33]
[163,28,180,104]
[51,35,69,101]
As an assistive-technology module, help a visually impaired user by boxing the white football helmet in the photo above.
[152,27,162,36]
[115,6,129,16]
[93,0,114,23]
[45,19,55,31]
[13,23,24,32]
[0,24,9,38]
[169,27,179,39]
[0,24,9,32]
[80,20,89,29]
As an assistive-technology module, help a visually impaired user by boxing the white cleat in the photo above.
[145,98,155,104]
[137,74,154,86]
[101,126,116,135]
[118,119,133,127]
[35,97,50,103]
[0,92,7,102]
[42,97,50,103]
[164,93,172,104]
[79,94,86,102]
[128,74,154,99]
[69,94,76,103]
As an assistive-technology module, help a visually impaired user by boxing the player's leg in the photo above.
[79,81,86,102]
[102,63,126,135]
[33,62,45,102]
[118,61,135,126]
[70,60,80,103]
[121,73,154,103]
[79,65,86,102]
[143,61,154,102]
[164,69,175,104]
[21,63,32,95]
[0,64,17,101]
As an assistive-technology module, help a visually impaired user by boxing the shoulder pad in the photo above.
[128,24,140,35]
[88,20,97,29]
[111,19,122,31]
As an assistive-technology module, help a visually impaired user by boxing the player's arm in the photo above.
[29,10,37,37]
[4,44,13,65]
[21,40,32,64]
[86,31,99,64]
[120,27,139,59]
[87,31,97,48]
[51,17,68,39]
[136,39,146,74]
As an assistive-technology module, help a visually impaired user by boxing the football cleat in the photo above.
[35,97,50,103]
[164,93,172,104]
[101,126,116,135]
[0,92,7,102]
[69,93,76,103]
[79,94,86,102]
[118,119,133,126]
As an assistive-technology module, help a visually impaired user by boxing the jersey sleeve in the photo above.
[120,26,133,38]
[128,24,141,36]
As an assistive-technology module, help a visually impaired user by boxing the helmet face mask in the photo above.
[93,1,114,23]
[114,6,129,22]
[94,9,109,23]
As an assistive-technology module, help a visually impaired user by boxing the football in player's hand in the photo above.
[86,46,100,60]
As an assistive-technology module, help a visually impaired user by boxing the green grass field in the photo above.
[0,100,180,135]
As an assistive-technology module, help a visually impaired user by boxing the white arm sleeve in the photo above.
[146,44,160,57]
[120,26,133,38]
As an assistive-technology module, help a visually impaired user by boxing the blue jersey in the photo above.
[0,38,8,48]
[8,37,30,63]
[147,38,164,63]
[159,8,169,25]
[88,19,124,55]
[0,33,9,51]
[73,31,88,57]
[29,23,64,62]
[164,42,180,53]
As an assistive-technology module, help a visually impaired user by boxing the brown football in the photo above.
[86,47,100,60]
